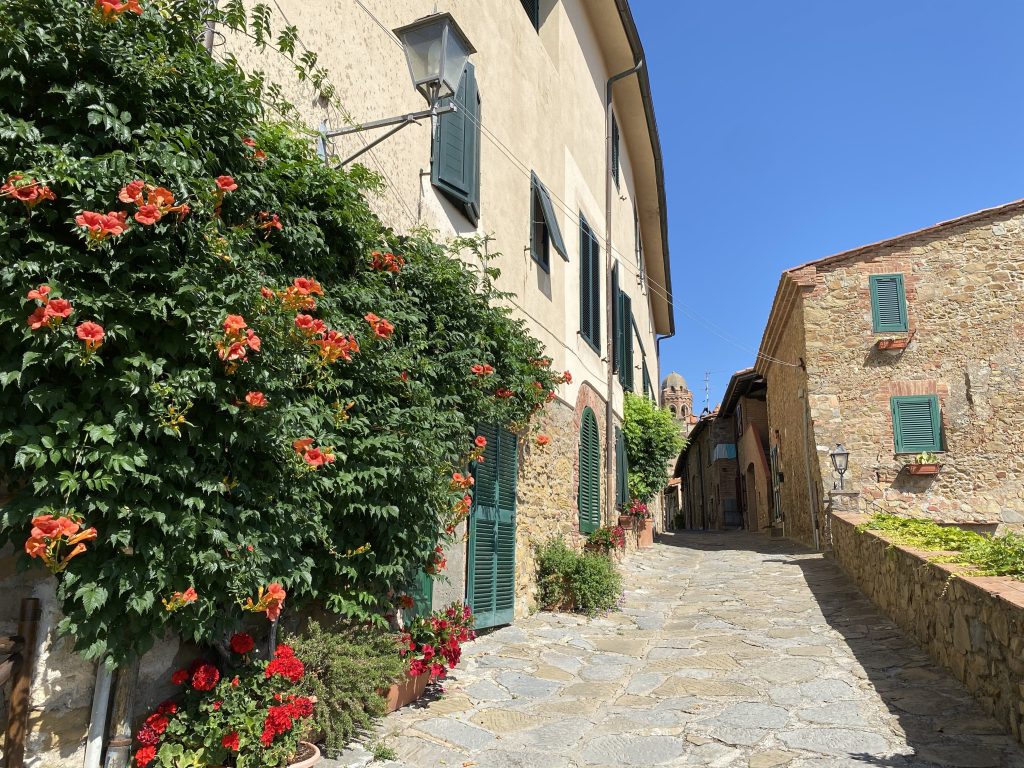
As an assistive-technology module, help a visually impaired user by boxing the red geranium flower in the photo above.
[230,632,255,654]
[221,732,240,751]
[144,713,169,735]
[134,746,156,768]
[190,662,220,692]
[171,668,188,685]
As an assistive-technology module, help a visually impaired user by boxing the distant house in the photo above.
[718,369,773,532]
[756,200,1024,548]
[675,408,739,530]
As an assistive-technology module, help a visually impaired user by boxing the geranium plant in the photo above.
[586,525,626,555]
[134,634,314,768]
[399,602,475,679]
[626,499,651,521]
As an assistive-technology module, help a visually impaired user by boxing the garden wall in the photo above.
[830,511,1024,743]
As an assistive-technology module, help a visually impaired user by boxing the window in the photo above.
[642,361,652,400]
[578,407,601,533]
[615,426,629,509]
[611,114,620,190]
[519,0,540,29]
[432,62,481,224]
[529,172,567,271]
[633,201,646,295]
[579,214,601,351]
[870,274,908,333]
[891,395,942,454]
[612,265,634,391]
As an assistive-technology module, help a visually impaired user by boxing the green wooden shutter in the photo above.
[891,395,942,453]
[431,63,481,223]
[520,0,540,28]
[611,115,620,190]
[531,172,567,261]
[405,570,433,622]
[588,229,601,350]
[612,265,623,378]
[468,424,516,629]
[579,216,600,351]
[615,427,628,509]
[642,361,652,399]
[622,294,634,392]
[870,274,908,332]
[578,408,601,533]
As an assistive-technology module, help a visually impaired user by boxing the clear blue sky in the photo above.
[632,0,1024,409]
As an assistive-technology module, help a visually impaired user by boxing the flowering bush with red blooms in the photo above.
[0,0,562,665]
[399,602,476,680]
[134,643,313,767]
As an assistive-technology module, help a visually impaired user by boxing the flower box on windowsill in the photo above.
[906,463,940,476]
[876,337,910,351]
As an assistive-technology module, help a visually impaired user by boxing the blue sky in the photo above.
[632,0,1024,409]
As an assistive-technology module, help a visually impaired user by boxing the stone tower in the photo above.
[661,372,693,431]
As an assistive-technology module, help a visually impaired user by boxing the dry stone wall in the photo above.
[831,510,1024,743]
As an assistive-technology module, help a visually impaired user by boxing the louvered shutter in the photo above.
[431,63,481,223]
[579,216,592,346]
[578,408,601,533]
[615,427,628,508]
[622,293,634,392]
[468,424,516,629]
[405,570,433,622]
[642,362,652,400]
[589,231,601,349]
[870,274,908,333]
[891,395,942,453]
[611,115,620,190]
[612,265,622,378]
[520,0,540,28]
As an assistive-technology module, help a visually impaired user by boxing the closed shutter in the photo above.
[611,115,620,190]
[642,361,652,400]
[578,408,601,533]
[870,274,908,333]
[891,395,942,453]
[468,424,516,629]
[431,63,481,223]
[579,216,601,351]
[622,294,634,392]
[612,265,622,377]
[615,427,629,509]
[405,570,433,622]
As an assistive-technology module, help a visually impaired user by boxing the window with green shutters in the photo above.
[891,395,942,454]
[870,274,908,333]
[613,275,634,391]
[431,63,481,224]
[519,0,540,29]
[530,172,567,271]
[615,426,629,509]
[579,215,601,352]
[468,424,517,629]
[578,407,601,533]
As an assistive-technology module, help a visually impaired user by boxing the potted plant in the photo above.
[585,525,626,556]
[876,337,910,351]
[133,635,320,768]
[906,451,941,475]
[390,602,475,711]
[626,500,655,549]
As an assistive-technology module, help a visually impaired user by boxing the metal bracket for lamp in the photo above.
[322,104,457,166]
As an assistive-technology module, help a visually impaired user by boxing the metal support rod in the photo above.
[103,656,140,768]
[5,598,40,768]
[323,105,455,138]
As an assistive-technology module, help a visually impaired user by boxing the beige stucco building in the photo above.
[0,3,674,763]
[757,200,1024,548]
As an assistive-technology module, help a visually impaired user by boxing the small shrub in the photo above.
[535,538,622,616]
[585,524,626,555]
[285,621,405,756]
[574,553,622,616]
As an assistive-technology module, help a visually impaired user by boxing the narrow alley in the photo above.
[342,533,1024,768]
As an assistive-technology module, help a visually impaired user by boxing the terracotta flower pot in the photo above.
[876,337,910,351]
[637,518,654,549]
[385,670,429,713]
[618,514,634,529]
[288,741,321,768]
[907,463,940,476]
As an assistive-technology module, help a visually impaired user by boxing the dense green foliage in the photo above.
[863,514,1024,579]
[285,621,404,755]
[0,0,561,663]
[535,538,622,616]
[623,393,685,502]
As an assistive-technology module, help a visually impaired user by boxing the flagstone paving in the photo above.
[330,531,1024,767]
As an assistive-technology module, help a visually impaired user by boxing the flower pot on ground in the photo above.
[876,337,910,351]
[288,741,321,768]
[384,670,430,713]
[637,517,654,549]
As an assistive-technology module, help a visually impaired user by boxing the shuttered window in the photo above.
[614,275,634,391]
[615,426,629,509]
[611,114,620,190]
[578,407,601,533]
[579,215,601,352]
[642,361,652,400]
[530,172,567,271]
[891,395,942,454]
[432,63,481,224]
[469,424,517,629]
[519,0,540,29]
[870,274,908,333]
[405,570,433,622]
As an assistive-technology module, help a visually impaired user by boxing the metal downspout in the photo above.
[604,58,645,525]
[84,662,114,768]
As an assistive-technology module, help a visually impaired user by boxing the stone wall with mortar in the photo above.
[830,510,1024,744]
[800,206,1024,530]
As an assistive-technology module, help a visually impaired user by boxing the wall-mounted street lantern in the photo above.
[322,12,475,166]
[829,443,850,489]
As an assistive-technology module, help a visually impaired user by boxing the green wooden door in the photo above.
[468,425,517,629]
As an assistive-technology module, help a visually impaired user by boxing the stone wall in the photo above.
[830,510,1024,743]
[801,207,1024,530]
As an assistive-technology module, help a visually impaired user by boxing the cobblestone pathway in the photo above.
[335,532,1024,767]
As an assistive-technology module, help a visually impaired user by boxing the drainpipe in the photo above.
[604,58,645,525]
[800,388,820,550]
[84,662,114,768]
[103,657,140,768]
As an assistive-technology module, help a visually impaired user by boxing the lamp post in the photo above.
[323,12,475,166]
[829,444,850,490]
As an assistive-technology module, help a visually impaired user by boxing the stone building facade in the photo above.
[757,200,1024,548]
[0,2,674,763]
[719,370,772,532]
[675,410,739,530]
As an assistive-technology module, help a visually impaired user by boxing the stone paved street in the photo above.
[334,532,1024,767]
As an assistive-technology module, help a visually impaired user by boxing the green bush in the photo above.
[285,620,405,755]
[0,0,563,663]
[535,538,622,616]
[623,393,685,502]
